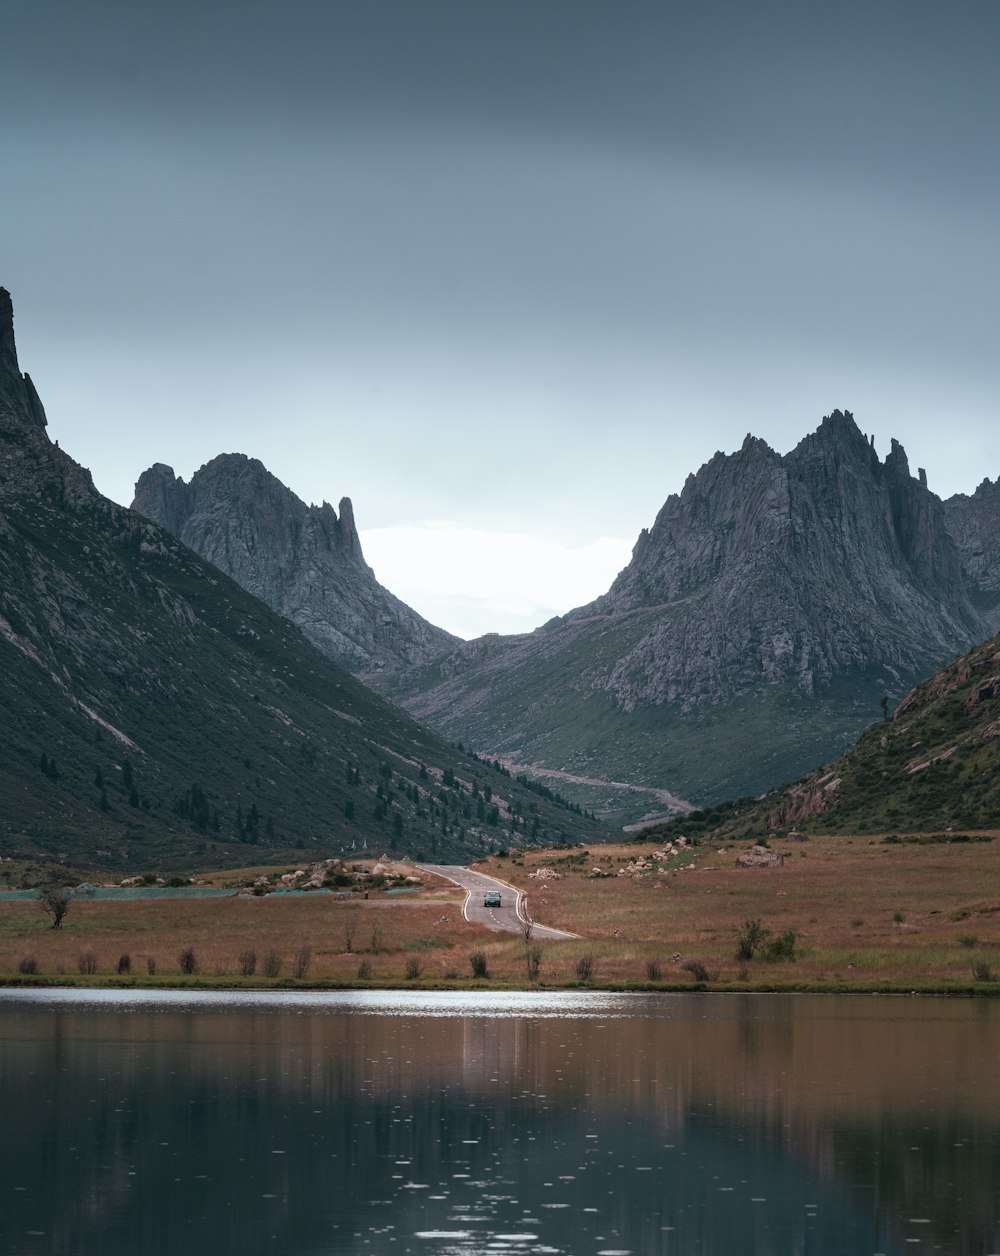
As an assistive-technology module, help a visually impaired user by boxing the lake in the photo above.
[0,989,997,1255]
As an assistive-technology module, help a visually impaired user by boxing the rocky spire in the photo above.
[0,288,94,503]
[132,453,456,672]
[0,287,43,431]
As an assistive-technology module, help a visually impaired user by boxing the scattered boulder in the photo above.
[736,845,785,868]
[529,867,561,880]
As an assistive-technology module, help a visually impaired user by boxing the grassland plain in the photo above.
[2,835,999,992]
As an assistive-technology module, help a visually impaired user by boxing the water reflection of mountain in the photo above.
[0,995,995,1254]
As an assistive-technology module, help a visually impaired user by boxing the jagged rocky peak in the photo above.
[0,287,95,503]
[0,287,47,432]
[132,450,456,673]
[134,453,367,567]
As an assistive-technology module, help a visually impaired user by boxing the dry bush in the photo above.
[681,959,711,982]
[405,956,422,979]
[238,949,257,977]
[646,958,663,981]
[575,954,594,982]
[293,948,312,979]
[356,959,373,980]
[178,946,198,975]
[262,950,282,978]
[972,960,994,982]
[37,884,72,930]
[469,951,489,978]
[77,947,98,974]
[18,955,38,974]
[526,945,542,982]
[146,956,157,976]
[115,953,132,975]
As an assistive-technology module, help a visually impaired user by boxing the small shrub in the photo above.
[972,960,994,982]
[293,948,312,979]
[851,918,864,928]
[18,955,38,975]
[764,930,798,963]
[526,945,542,982]
[239,949,257,976]
[737,963,750,981]
[146,956,157,976]
[893,911,905,923]
[343,913,358,953]
[646,959,663,982]
[405,956,422,980]
[262,950,282,978]
[357,959,373,980]
[77,947,98,975]
[958,934,978,949]
[469,951,489,979]
[735,919,769,961]
[178,946,198,975]
[681,958,711,982]
[115,953,132,975]
[575,954,594,982]
[38,884,72,930]
[369,922,383,953]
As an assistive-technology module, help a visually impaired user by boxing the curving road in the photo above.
[419,864,578,940]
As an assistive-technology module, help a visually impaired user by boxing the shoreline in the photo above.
[2,974,998,997]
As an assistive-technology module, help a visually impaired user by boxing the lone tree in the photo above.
[38,884,72,929]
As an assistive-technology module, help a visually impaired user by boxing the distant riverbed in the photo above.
[1,989,997,1254]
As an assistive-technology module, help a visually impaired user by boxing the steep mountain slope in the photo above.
[132,456,456,672]
[640,629,1000,842]
[0,288,604,870]
[944,477,1000,632]
[373,413,988,820]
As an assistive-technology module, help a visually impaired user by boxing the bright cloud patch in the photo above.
[359,523,633,640]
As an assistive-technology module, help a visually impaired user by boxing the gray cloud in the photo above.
[1,0,997,572]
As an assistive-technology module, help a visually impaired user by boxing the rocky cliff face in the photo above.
[581,411,977,711]
[944,478,1000,631]
[133,456,456,672]
[0,287,601,866]
[373,412,989,822]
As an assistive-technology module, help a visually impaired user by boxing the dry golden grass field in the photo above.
[2,834,999,991]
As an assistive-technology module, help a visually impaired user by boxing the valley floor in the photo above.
[1,834,999,993]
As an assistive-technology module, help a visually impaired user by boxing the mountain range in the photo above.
[369,414,999,820]
[0,288,604,870]
[139,410,1000,825]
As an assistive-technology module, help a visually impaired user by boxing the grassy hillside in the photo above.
[0,482,606,872]
[638,631,1000,844]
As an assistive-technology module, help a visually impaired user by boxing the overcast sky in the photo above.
[3,1,998,637]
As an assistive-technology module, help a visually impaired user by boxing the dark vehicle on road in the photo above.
[484,891,502,907]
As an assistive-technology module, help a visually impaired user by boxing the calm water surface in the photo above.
[0,990,997,1256]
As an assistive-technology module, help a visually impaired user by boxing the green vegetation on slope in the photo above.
[639,633,1000,843]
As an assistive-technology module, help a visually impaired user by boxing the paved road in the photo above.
[419,864,578,940]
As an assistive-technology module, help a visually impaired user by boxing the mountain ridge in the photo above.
[0,287,605,869]
[133,455,456,673]
[369,410,989,820]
